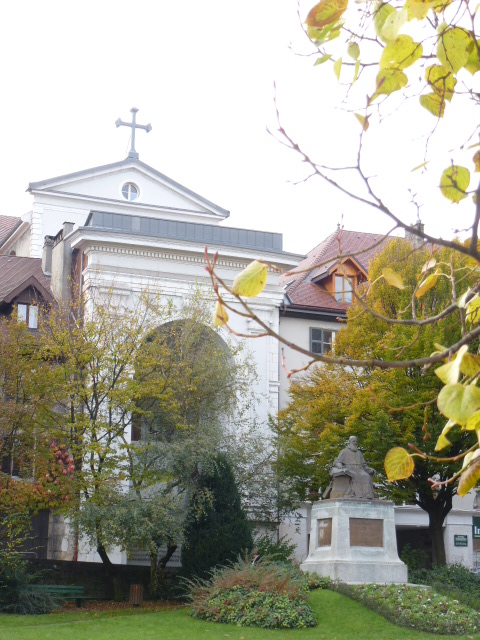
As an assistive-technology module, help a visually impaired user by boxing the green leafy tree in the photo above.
[39,285,261,595]
[181,453,253,579]
[0,315,73,553]
[275,238,475,563]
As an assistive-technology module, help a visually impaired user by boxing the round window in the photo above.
[122,182,139,201]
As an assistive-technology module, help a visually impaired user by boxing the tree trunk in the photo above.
[149,544,177,600]
[96,539,118,600]
[416,482,453,567]
[96,542,113,566]
[429,513,447,566]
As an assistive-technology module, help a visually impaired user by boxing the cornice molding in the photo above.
[84,244,278,272]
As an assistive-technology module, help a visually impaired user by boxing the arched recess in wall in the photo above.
[132,319,236,442]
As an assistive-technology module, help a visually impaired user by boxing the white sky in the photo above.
[0,1,477,255]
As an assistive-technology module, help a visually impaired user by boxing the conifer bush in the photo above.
[181,454,252,579]
[189,558,316,629]
[0,562,58,615]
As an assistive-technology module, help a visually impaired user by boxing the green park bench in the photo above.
[27,584,93,608]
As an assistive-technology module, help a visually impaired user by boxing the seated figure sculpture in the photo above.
[323,435,376,500]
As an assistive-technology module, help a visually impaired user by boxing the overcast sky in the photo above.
[0,1,475,255]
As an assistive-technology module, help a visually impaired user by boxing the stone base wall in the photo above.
[300,499,407,584]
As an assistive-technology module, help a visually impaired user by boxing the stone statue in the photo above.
[323,436,376,500]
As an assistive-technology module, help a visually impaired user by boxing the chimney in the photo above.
[42,236,55,276]
[50,222,75,302]
[62,222,74,237]
[405,221,425,249]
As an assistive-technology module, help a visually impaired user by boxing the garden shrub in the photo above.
[0,516,58,615]
[331,581,480,636]
[181,454,253,580]
[0,562,58,614]
[303,571,330,590]
[409,563,480,612]
[400,543,428,572]
[189,558,316,629]
[252,532,296,563]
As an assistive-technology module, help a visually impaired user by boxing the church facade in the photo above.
[0,111,302,564]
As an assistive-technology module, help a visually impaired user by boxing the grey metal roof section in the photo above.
[85,210,284,253]
[28,157,230,219]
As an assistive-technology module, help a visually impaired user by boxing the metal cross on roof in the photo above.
[115,108,152,160]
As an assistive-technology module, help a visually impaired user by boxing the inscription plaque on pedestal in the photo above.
[349,517,383,547]
[317,518,332,546]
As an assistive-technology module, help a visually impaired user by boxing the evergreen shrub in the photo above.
[181,454,252,579]
[189,558,316,629]
[0,562,58,615]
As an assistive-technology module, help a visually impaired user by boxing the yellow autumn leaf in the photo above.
[434,345,468,385]
[433,0,452,13]
[440,165,470,203]
[435,419,456,451]
[460,352,480,377]
[213,301,229,327]
[405,0,436,20]
[457,288,472,309]
[465,40,480,75]
[437,26,474,74]
[374,3,395,42]
[306,0,348,29]
[416,268,442,298]
[382,267,405,289]
[425,64,456,101]
[385,447,415,481]
[348,41,360,60]
[466,410,480,431]
[381,8,408,43]
[354,113,369,131]
[466,295,480,324]
[379,36,423,70]
[437,383,480,426]
[421,257,437,273]
[474,150,480,173]
[420,92,445,118]
[232,260,267,298]
[458,449,480,496]
[333,57,342,80]
[353,60,360,83]
[371,68,408,101]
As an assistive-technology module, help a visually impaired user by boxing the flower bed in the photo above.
[331,582,480,636]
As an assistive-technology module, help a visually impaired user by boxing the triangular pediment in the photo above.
[28,158,229,222]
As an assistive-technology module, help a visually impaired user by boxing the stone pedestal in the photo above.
[300,499,407,584]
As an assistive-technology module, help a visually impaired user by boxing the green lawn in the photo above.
[1,590,478,640]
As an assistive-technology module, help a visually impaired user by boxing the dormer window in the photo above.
[334,275,353,303]
[122,182,139,201]
[17,303,38,329]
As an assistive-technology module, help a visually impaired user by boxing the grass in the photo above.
[1,589,480,640]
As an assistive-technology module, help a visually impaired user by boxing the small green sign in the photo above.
[454,535,468,547]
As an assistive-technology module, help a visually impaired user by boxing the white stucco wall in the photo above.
[278,315,340,409]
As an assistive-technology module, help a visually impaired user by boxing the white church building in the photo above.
[1,109,479,571]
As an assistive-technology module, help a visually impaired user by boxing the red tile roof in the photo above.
[0,256,53,304]
[0,215,21,247]
[281,228,390,312]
